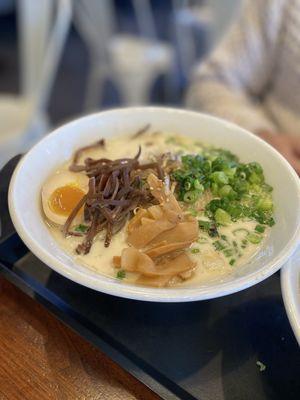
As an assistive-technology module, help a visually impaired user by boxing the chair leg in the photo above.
[163,61,178,104]
[113,68,156,106]
[84,63,107,111]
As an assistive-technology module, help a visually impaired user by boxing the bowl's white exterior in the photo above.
[281,249,300,345]
[8,107,300,302]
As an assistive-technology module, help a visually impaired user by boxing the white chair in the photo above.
[74,0,175,109]
[0,0,72,169]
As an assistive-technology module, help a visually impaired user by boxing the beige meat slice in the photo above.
[113,174,199,287]
[148,203,182,224]
[147,173,182,214]
[161,203,183,223]
[127,219,175,248]
[121,248,195,277]
[142,253,195,277]
[141,217,155,225]
[150,220,198,245]
[145,241,192,258]
[121,247,156,273]
[147,173,167,203]
[127,208,149,233]
[147,205,164,220]
[179,269,194,280]
[112,256,121,268]
[135,274,172,288]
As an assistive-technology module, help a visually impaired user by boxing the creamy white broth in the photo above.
[44,131,269,287]
[186,221,267,285]
[49,218,266,286]
[73,131,197,164]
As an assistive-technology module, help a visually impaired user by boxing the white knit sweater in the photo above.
[186,0,300,135]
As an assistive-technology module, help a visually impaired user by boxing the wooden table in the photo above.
[0,277,160,400]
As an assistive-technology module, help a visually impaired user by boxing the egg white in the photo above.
[41,170,89,226]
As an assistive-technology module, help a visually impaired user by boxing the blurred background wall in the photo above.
[0,0,241,165]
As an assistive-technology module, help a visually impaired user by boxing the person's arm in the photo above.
[186,0,286,133]
[258,131,300,174]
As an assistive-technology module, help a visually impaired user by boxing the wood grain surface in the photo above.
[0,277,161,400]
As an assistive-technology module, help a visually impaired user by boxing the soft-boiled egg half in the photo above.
[41,170,89,226]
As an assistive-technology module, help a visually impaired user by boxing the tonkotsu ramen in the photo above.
[41,126,275,287]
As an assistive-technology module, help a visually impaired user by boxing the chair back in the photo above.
[132,0,156,40]
[74,0,115,62]
[18,0,72,113]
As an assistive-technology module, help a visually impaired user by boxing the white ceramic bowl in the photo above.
[281,248,300,345]
[8,107,300,302]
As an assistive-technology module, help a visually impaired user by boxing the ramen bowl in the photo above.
[8,107,300,302]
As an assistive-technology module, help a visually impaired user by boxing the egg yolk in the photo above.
[49,185,85,216]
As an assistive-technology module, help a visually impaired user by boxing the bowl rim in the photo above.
[281,251,300,345]
[8,106,300,302]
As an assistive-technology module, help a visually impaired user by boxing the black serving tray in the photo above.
[0,156,299,400]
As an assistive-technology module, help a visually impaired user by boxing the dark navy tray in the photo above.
[0,156,299,400]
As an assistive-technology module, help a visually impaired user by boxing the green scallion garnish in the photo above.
[74,224,89,233]
[191,248,200,254]
[255,224,265,233]
[116,270,126,279]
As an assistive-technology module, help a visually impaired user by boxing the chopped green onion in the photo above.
[233,228,249,238]
[219,185,232,197]
[193,180,204,192]
[184,190,199,203]
[191,248,200,254]
[256,361,266,372]
[229,259,236,266]
[247,233,262,244]
[171,150,275,229]
[268,218,275,227]
[240,172,246,180]
[198,220,219,237]
[184,181,192,190]
[263,183,273,193]
[255,224,265,233]
[188,208,198,217]
[224,167,236,179]
[233,180,249,194]
[74,224,88,233]
[257,198,273,211]
[210,171,229,185]
[249,172,262,184]
[224,249,234,257]
[198,220,210,230]
[211,182,219,195]
[116,270,126,279]
[197,236,209,244]
[215,208,231,225]
[213,240,226,251]
[226,203,243,219]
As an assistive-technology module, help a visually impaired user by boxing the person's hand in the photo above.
[258,130,300,175]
